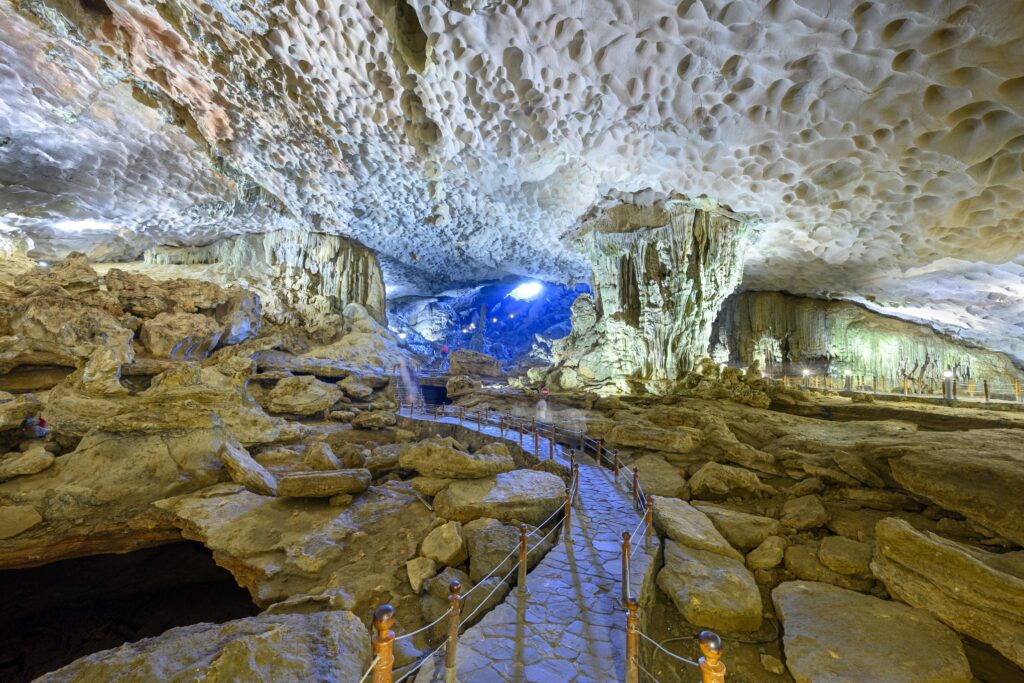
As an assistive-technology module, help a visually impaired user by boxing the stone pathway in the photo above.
[403,409,659,683]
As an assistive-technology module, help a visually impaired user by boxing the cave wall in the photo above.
[548,197,754,393]
[109,230,387,328]
[715,291,1021,386]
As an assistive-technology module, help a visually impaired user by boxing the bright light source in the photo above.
[802,369,810,376]
[398,332,407,340]
[508,313,514,319]
[943,371,953,378]
[491,318,497,323]
[461,328,468,333]
[37,261,48,268]
[843,370,852,376]
[52,219,118,232]
[509,281,543,300]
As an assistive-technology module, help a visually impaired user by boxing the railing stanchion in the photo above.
[518,419,523,447]
[444,582,461,683]
[645,495,654,540]
[698,631,727,683]
[533,420,539,454]
[613,449,620,479]
[984,379,990,403]
[621,530,631,606]
[518,524,528,592]
[632,467,640,510]
[625,598,639,683]
[459,406,464,425]
[548,425,554,460]
[564,485,572,536]
[371,604,396,683]
[599,438,606,467]
[573,463,580,500]
[579,430,584,452]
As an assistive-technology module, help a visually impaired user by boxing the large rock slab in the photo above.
[652,497,743,560]
[772,580,972,683]
[219,439,278,496]
[888,444,1024,546]
[689,462,774,500]
[694,503,781,551]
[605,422,700,454]
[264,375,343,416]
[0,445,54,482]
[398,436,515,479]
[632,454,687,497]
[872,517,1024,668]
[277,469,371,497]
[433,470,563,525]
[421,520,467,566]
[139,312,223,360]
[0,392,42,431]
[35,610,368,682]
[657,539,762,634]
[0,429,227,568]
[156,481,432,609]
[448,349,503,377]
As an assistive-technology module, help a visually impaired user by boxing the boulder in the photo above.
[446,375,481,397]
[421,521,467,566]
[34,610,368,682]
[338,375,374,400]
[462,517,550,583]
[632,454,687,497]
[139,312,223,360]
[265,375,343,416]
[772,581,972,683]
[421,567,509,638]
[689,462,774,500]
[407,557,438,593]
[872,517,1024,668]
[657,539,762,634]
[780,495,829,530]
[352,410,397,430]
[448,349,502,377]
[411,477,454,496]
[832,450,885,487]
[888,445,1024,546]
[746,536,786,570]
[0,445,54,482]
[277,469,372,498]
[434,470,563,525]
[398,437,515,479]
[818,535,872,576]
[606,423,700,454]
[783,545,874,593]
[694,503,781,551]
[219,439,278,496]
[652,497,743,561]
[302,442,341,471]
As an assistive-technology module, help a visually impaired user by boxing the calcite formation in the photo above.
[716,291,1022,386]
[549,198,754,392]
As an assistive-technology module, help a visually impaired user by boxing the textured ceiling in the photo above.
[1,0,1023,360]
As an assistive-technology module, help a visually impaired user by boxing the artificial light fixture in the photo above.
[943,371,953,378]
[802,369,810,376]
[37,261,48,268]
[509,281,543,300]
[843,369,852,377]
[398,332,407,340]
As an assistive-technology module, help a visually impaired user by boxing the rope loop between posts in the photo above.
[633,629,700,667]
[358,655,381,683]
[393,606,453,642]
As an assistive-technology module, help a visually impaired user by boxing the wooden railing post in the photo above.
[573,463,580,499]
[459,406,464,425]
[645,496,654,541]
[621,530,631,606]
[533,420,539,454]
[872,374,877,392]
[625,598,639,683]
[475,410,481,430]
[632,467,640,510]
[371,604,396,683]
[518,524,528,592]
[444,582,461,683]
[613,449,620,479]
[518,420,524,447]
[1016,379,1021,402]
[579,430,584,452]
[548,425,555,460]
[953,379,958,400]
[984,379,990,402]
[564,485,572,536]
[698,631,726,683]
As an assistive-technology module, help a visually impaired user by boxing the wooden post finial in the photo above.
[371,604,396,683]
[698,631,726,683]
[645,495,654,540]
[632,467,640,510]
[621,529,631,606]
[444,582,461,683]
[518,524,528,591]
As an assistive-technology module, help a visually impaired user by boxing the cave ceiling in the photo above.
[1,0,1023,360]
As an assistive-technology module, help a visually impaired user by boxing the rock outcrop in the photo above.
[547,198,754,393]
[398,437,515,479]
[448,349,502,377]
[872,517,1024,668]
[433,470,564,526]
[35,610,368,682]
[773,581,972,683]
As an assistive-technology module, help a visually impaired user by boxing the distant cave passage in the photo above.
[0,542,259,682]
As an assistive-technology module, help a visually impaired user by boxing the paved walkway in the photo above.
[403,409,659,683]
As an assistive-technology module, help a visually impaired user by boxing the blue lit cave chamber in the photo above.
[388,279,589,403]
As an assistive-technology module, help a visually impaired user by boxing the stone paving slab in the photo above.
[405,409,659,683]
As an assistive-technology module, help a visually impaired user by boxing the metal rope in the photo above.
[393,606,453,642]
[358,655,381,683]
[637,661,663,683]
[392,642,446,683]
[459,560,522,626]
[634,629,700,667]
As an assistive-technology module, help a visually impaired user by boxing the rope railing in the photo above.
[381,391,728,682]
[771,370,1024,403]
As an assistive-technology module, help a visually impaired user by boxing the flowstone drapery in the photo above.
[547,198,754,393]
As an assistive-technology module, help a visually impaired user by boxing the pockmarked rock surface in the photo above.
[689,461,774,500]
[433,470,563,526]
[772,581,972,683]
[34,610,368,683]
[277,469,372,498]
[657,539,762,634]
[872,517,1024,668]
[264,375,343,416]
[448,349,502,377]
[398,436,515,479]
[694,503,782,551]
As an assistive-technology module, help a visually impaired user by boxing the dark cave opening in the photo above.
[0,542,259,682]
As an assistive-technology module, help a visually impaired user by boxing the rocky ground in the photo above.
[0,255,565,681]
[454,363,1024,683]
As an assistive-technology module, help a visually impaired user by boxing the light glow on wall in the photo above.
[509,281,543,300]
